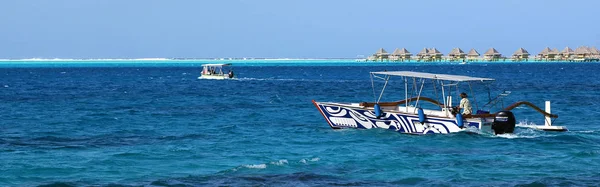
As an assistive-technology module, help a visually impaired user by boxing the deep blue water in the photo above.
[1,63,599,186]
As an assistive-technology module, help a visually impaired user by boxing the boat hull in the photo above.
[313,101,481,135]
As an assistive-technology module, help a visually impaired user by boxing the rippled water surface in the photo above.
[1,62,599,186]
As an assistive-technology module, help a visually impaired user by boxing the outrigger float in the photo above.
[313,71,567,135]
[198,63,235,80]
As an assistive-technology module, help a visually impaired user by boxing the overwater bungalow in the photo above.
[483,48,502,61]
[371,48,389,61]
[447,48,466,61]
[467,48,480,61]
[416,48,430,61]
[511,48,529,61]
[552,48,560,61]
[390,48,412,62]
[537,47,557,61]
[561,47,575,60]
[428,48,443,61]
[574,46,591,58]
[536,47,549,60]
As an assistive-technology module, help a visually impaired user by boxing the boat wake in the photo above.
[494,128,551,139]
[459,121,563,139]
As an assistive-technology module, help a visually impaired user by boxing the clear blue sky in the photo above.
[0,0,598,58]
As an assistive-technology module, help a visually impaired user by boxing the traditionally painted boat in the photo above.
[313,71,566,135]
[198,63,235,80]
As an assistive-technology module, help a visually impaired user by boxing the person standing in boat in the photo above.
[458,92,472,115]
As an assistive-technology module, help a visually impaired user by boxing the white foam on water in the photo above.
[234,159,294,171]
[299,157,320,164]
[270,159,289,166]
[515,120,539,127]
[495,126,555,139]
[458,126,495,136]
[574,130,596,133]
[243,164,267,169]
[495,133,526,139]
[470,120,563,139]
[463,126,482,133]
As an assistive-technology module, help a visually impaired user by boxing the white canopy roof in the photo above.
[371,71,494,82]
[201,63,232,67]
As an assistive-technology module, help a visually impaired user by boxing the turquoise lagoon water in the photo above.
[1,60,599,186]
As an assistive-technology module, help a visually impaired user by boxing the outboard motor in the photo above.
[491,111,516,134]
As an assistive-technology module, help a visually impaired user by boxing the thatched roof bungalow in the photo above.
[552,48,561,60]
[537,47,550,56]
[390,48,412,61]
[574,46,591,58]
[537,47,557,60]
[483,48,502,61]
[427,48,443,61]
[416,48,430,61]
[561,47,574,59]
[511,48,529,61]
[448,48,466,61]
[372,48,389,61]
[467,49,480,61]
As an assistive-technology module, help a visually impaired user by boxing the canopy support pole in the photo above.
[413,79,426,113]
[405,77,408,112]
[377,75,390,103]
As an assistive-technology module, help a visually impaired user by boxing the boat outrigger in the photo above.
[198,63,235,80]
[312,71,567,135]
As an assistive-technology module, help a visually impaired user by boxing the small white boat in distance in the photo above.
[313,71,566,135]
[198,63,235,80]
